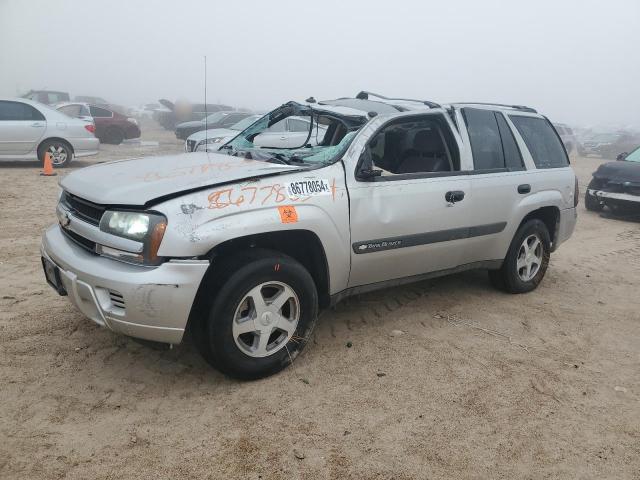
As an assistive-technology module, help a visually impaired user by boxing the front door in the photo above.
[0,101,46,155]
[347,112,474,287]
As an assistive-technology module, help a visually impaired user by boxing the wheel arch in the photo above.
[37,137,75,157]
[517,205,560,251]
[186,229,331,335]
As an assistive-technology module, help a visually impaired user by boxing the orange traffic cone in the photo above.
[40,152,57,176]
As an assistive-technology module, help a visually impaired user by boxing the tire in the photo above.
[584,190,604,212]
[194,249,318,380]
[38,139,72,168]
[103,127,124,145]
[488,219,551,294]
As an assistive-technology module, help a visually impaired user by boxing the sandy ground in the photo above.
[1,120,639,480]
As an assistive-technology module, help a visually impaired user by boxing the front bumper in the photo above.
[41,225,209,344]
[587,189,640,204]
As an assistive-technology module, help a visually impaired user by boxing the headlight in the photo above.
[204,137,225,144]
[127,117,139,126]
[99,211,167,265]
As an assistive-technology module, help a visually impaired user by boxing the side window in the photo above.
[363,115,460,177]
[59,105,82,117]
[495,113,524,170]
[0,101,44,121]
[462,108,504,170]
[510,115,569,168]
[288,118,310,132]
[89,106,112,118]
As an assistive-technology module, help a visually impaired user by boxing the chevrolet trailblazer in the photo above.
[41,92,578,379]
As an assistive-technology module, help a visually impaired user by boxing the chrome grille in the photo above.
[61,227,97,253]
[61,192,105,226]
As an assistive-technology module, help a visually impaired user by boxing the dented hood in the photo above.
[60,152,301,206]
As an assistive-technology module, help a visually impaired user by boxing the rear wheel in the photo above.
[103,127,124,145]
[489,219,551,294]
[194,249,318,380]
[38,139,72,168]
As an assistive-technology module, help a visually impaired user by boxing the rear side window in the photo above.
[89,106,112,118]
[59,104,82,117]
[495,113,524,170]
[462,108,523,171]
[0,101,45,121]
[510,116,569,168]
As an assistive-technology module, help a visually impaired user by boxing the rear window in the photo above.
[511,116,569,168]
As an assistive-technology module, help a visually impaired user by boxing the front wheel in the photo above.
[489,219,551,294]
[194,250,318,380]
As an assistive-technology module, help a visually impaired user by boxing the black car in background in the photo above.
[174,111,253,140]
[154,99,234,130]
[585,145,640,213]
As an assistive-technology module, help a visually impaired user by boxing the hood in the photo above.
[60,152,301,206]
[188,127,237,142]
[593,160,640,183]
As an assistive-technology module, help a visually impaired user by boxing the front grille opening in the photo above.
[108,290,126,310]
[61,227,97,253]
[62,192,105,226]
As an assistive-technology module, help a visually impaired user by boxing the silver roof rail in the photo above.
[450,102,537,113]
[355,91,441,109]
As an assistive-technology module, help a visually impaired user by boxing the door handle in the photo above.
[280,136,286,140]
[445,190,465,204]
[31,122,44,127]
[518,184,531,194]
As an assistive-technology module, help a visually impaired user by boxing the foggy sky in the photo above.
[1,0,638,127]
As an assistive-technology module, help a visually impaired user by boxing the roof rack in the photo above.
[450,102,537,113]
[355,91,441,109]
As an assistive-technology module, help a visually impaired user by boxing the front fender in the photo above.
[154,164,352,294]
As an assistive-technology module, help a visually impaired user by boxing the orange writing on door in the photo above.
[278,205,298,224]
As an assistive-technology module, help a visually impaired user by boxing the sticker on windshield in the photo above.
[286,179,331,198]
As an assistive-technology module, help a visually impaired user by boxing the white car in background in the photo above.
[186,115,328,152]
[0,98,99,167]
[186,115,261,152]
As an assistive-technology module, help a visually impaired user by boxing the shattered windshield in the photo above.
[222,102,364,166]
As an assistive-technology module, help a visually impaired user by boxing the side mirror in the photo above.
[357,149,382,180]
[617,152,628,161]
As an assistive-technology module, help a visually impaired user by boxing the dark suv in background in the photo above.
[21,90,70,105]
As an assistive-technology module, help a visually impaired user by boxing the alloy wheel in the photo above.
[516,234,543,282]
[232,281,300,358]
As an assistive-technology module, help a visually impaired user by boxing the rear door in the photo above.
[459,107,529,264]
[0,100,46,154]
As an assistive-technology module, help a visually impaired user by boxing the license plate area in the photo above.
[42,257,67,296]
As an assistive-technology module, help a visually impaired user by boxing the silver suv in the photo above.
[41,92,578,379]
